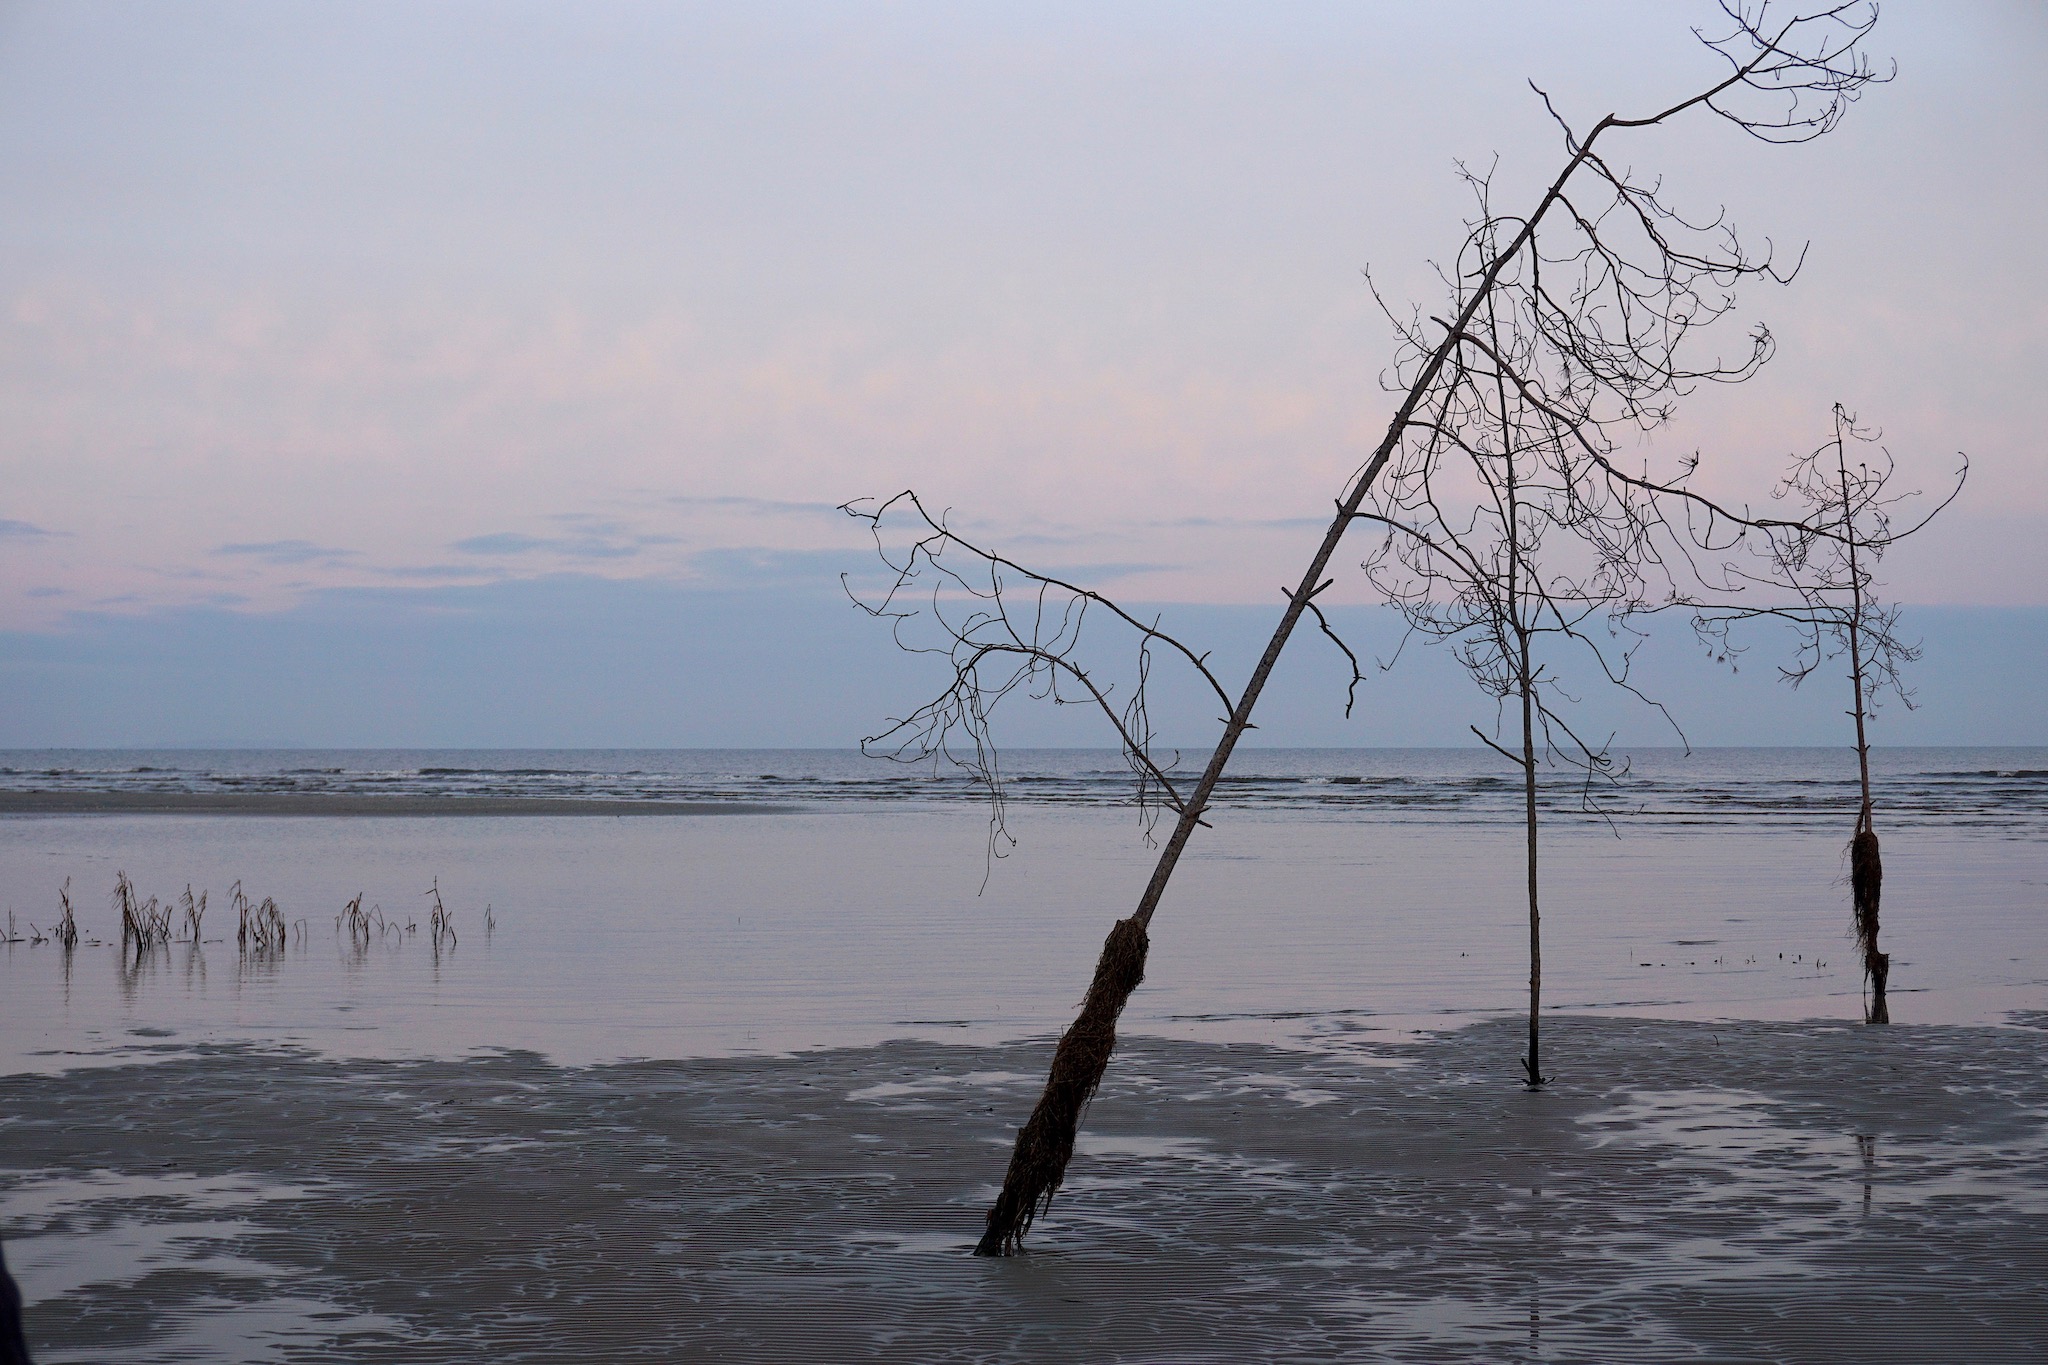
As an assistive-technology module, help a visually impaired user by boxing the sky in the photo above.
[2,1,2043,747]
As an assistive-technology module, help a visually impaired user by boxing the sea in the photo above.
[2,747,2043,1072]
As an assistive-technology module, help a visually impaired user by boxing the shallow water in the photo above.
[1,791,2043,1072]
[3,749,2046,1363]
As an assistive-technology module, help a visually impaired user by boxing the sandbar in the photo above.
[0,791,793,817]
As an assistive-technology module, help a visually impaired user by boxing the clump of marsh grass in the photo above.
[340,892,373,944]
[336,895,424,944]
[251,898,286,950]
[55,879,79,949]
[426,878,456,947]
[232,881,288,953]
[1,911,22,944]
[116,872,173,949]
[180,885,208,942]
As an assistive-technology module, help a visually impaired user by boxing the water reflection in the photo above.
[1527,1182,1544,1359]
[1856,1133,1877,1216]
[116,940,164,1004]
[236,941,287,989]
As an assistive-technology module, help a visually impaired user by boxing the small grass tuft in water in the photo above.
[426,878,456,947]
[54,879,79,949]
[180,885,207,942]
[340,892,373,944]
[116,872,174,950]
[232,881,288,953]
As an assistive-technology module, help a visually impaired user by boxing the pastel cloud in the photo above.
[0,3,2040,636]
[217,540,356,565]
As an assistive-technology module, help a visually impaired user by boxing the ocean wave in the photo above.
[2,748,2044,828]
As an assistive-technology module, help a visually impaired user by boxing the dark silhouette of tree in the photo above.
[0,1239,30,1365]
[1353,167,1700,1089]
[845,1,1888,1255]
[1689,404,1965,1023]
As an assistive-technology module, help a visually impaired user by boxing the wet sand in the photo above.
[0,792,791,817]
[5,1015,2046,1363]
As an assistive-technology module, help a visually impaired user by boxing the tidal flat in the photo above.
[3,751,2045,1359]
[5,1017,2046,1363]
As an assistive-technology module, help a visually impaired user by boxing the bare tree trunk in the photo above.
[1492,288,1545,1091]
[1836,406,1888,1024]
[1850,821,1886,1023]
[972,233,1511,1252]
[971,422,1401,1255]
[966,10,1890,1251]
[1519,631,1544,1086]
[1691,398,1962,1033]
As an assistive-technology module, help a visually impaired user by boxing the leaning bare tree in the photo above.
[845,1,1886,1256]
[1690,404,1965,1023]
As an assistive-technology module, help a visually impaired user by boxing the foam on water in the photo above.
[4,746,2047,826]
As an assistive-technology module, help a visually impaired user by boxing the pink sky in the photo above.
[2,1,2042,631]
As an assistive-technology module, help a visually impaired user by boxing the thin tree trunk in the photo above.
[1520,646,1542,1086]
[1837,409,1888,1025]
[1492,290,1543,1090]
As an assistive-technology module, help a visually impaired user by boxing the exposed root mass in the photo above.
[974,915,1149,1256]
[1851,825,1888,1024]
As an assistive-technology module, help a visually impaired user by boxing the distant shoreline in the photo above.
[0,792,796,817]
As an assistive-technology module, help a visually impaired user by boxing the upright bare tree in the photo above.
[1354,177,1697,1089]
[846,1,1887,1255]
[1690,405,1965,1023]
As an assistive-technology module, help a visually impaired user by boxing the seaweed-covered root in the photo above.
[1851,825,1888,1024]
[974,914,1148,1257]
